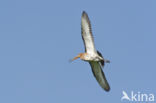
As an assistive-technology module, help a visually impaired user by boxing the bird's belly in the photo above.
[84,55,101,62]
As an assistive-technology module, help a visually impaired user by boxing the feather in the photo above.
[89,61,110,91]
[81,11,96,54]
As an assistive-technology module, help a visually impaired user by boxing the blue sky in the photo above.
[0,0,156,103]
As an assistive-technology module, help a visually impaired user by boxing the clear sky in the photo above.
[0,0,156,103]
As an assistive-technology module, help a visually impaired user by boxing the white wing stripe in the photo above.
[81,11,96,54]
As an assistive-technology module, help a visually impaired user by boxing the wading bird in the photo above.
[72,11,110,91]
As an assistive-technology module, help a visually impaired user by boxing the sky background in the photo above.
[0,0,156,103]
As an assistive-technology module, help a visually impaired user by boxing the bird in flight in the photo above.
[72,11,110,91]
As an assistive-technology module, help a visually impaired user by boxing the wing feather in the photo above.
[89,61,110,91]
[81,11,96,54]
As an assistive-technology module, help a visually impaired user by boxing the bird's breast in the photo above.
[83,53,101,62]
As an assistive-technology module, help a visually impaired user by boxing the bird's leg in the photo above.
[104,59,110,63]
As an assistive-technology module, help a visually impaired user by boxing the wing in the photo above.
[81,11,96,54]
[89,61,110,91]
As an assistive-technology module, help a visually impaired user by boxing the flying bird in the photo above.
[72,11,110,91]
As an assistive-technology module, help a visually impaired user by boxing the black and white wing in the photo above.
[81,11,96,54]
[89,61,110,91]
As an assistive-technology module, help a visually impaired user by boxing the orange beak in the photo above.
[69,53,83,62]
[71,54,80,61]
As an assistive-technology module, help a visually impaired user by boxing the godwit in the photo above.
[72,11,110,91]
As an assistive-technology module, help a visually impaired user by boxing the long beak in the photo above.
[69,54,81,62]
[71,55,80,61]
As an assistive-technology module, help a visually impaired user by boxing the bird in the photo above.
[72,11,110,91]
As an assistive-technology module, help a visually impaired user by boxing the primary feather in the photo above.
[81,11,96,54]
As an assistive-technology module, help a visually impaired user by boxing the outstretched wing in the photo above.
[81,11,96,54]
[89,61,110,91]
